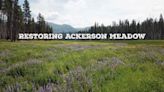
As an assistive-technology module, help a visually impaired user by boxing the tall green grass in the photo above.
[0,40,163,92]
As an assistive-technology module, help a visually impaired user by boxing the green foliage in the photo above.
[83,15,164,40]
[0,40,164,92]
[0,0,53,41]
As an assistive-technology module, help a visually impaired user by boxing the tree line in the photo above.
[80,14,164,40]
[0,0,53,41]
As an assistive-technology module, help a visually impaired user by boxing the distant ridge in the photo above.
[48,22,90,33]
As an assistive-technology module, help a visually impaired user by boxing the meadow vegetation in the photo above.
[0,40,164,92]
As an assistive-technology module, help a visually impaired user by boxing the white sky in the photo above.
[23,0,164,27]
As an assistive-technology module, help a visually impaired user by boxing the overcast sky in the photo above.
[19,0,164,28]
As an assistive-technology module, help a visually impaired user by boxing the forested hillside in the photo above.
[1,0,164,41]
[0,0,53,41]
[80,15,164,40]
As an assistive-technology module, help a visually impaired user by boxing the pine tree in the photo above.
[0,0,8,39]
[17,5,24,33]
[159,14,164,39]
[23,0,31,33]
[130,20,137,33]
[0,0,2,39]
[0,0,53,40]
[37,13,45,33]
[30,18,35,33]
[86,14,164,39]
[10,0,21,41]
[4,0,13,40]
[0,0,2,10]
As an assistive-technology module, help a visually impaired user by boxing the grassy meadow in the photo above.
[0,40,164,92]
